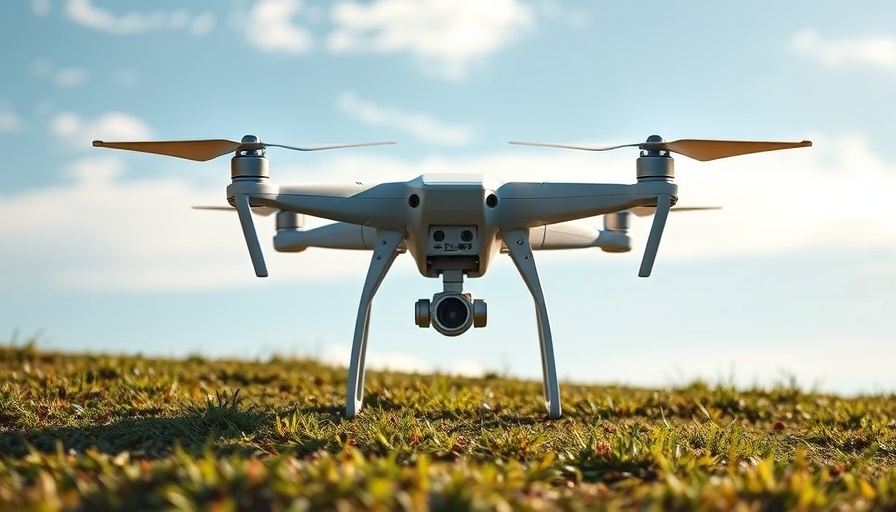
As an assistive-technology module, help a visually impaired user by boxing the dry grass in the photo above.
[1,338,895,510]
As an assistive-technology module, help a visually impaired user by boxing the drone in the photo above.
[93,134,811,418]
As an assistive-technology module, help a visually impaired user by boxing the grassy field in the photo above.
[1,339,895,511]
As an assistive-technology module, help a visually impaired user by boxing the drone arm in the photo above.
[273,222,380,252]
[270,182,407,230]
[497,181,677,227]
[345,230,404,418]
[501,228,562,418]
[527,222,630,252]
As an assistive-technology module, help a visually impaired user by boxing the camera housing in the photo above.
[415,291,486,336]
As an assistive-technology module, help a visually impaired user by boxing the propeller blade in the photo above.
[93,138,396,161]
[660,139,812,161]
[509,141,641,152]
[192,206,235,212]
[192,205,277,216]
[266,141,396,152]
[510,138,812,161]
[629,206,721,217]
[638,195,672,278]
[92,139,242,161]
[233,194,268,278]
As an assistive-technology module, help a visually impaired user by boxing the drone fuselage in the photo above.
[231,169,677,280]
[223,151,681,420]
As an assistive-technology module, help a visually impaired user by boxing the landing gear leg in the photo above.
[502,229,562,418]
[345,230,403,418]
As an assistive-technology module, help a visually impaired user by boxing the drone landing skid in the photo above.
[344,227,563,420]
[345,230,404,418]
[502,229,562,419]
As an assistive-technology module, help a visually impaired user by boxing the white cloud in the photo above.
[1,134,893,293]
[324,345,429,373]
[54,67,88,87]
[793,29,896,70]
[324,345,485,377]
[649,135,896,260]
[30,59,53,78]
[0,103,23,132]
[30,60,89,87]
[537,0,587,28]
[190,12,216,35]
[576,335,896,396]
[244,0,314,54]
[49,111,153,149]
[450,358,487,378]
[337,92,473,146]
[0,156,377,292]
[32,0,51,16]
[328,0,534,80]
[113,68,140,87]
[65,0,215,35]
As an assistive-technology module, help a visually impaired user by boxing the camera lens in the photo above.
[461,230,473,242]
[435,296,469,330]
[433,230,445,242]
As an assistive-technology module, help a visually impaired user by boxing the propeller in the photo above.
[629,206,721,217]
[513,134,811,276]
[93,135,395,278]
[628,205,721,277]
[510,137,812,161]
[92,137,396,162]
[190,203,278,278]
[192,205,277,216]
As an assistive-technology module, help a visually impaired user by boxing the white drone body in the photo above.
[93,135,811,418]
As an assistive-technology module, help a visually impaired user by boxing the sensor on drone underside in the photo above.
[424,225,482,275]
[427,225,478,255]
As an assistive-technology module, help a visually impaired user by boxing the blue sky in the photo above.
[1,1,894,395]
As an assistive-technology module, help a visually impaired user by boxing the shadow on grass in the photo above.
[0,390,272,458]
[0,387,562,463]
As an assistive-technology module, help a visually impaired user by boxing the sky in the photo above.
[1,0,895,396]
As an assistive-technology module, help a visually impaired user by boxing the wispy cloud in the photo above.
[54,67,89,87]
[31,0,51,16]
[337,92,473,146]
[793,29,896,70]
[0,156,383,292]
[0,102,23,132]
[31,59,90,88]
[65,0,215,35]
[235,0,540,80]
[243,0,314,54]
[327,0,534,80]
[537,1,587,28]
[49,111,153,149]
[627,134,896,261]
[113,68,140,87]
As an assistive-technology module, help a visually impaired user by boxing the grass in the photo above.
[1,338,895,510]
